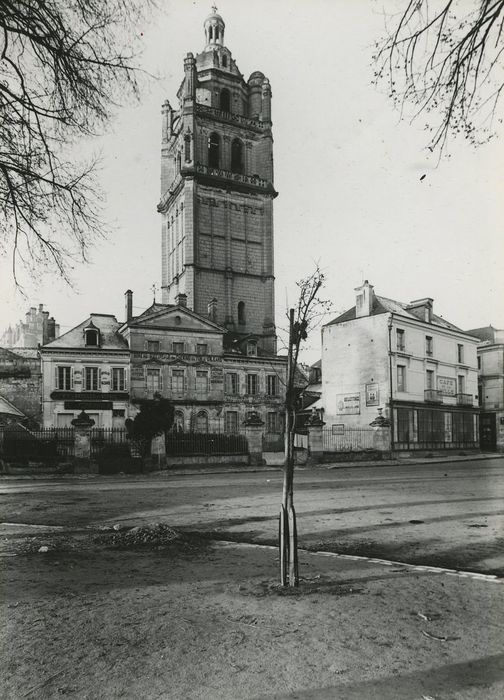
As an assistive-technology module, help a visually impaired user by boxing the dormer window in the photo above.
[84,325,100,347]
[247,341,257,357]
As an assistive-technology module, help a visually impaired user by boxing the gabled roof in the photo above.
[42,314,128,350]
[326,294,461,331]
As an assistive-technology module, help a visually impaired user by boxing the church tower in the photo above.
[159,9,277,353]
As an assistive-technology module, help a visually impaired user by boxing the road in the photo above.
[1,456,504,575]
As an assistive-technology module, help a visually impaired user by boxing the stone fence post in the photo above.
[71,411,98,474]
[306,412,326,465]
[369,409,392,456]
[243,412,265,466]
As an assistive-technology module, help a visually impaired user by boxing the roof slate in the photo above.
[43,315,128,350]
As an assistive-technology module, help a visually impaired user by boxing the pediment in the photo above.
[131,306,225,334]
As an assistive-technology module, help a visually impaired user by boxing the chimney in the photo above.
[175,292,187,307]
[125,290,133,322]
[355,280,375,318]
[207,298,218,322]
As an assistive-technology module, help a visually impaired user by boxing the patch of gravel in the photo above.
[93,523,206,552]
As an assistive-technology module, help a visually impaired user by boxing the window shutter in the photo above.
[55,366,59,389]
[70,367,74,389]
[159,370,163,390]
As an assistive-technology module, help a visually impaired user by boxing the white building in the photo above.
[321,281,480,451]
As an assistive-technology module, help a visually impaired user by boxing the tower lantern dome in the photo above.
[204,6,225,48]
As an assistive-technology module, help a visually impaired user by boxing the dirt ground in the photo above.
[2,524,504,700]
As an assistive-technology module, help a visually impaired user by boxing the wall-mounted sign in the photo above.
[438,376,456,396]
[332,424,345,435]
[336,394,360,415]
[365,383,379,406]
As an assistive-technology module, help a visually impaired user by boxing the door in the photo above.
[480,413,497,451]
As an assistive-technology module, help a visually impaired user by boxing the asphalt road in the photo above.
[1,457,504,575]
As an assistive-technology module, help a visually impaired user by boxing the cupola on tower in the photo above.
[158,8,277,353]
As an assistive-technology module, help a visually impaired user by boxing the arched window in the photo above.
[209,26,213,40]
[238,301,245,324]
[184,134,191,162]
[222,54,228,68]
[220,88,230,112]
[195,411,208,434]
[231,138,243,173]
[215,27,219,41]
[208,132,220,168]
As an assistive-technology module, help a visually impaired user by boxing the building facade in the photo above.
[41,292,286,433]
[159,9,277,354]
[466,326,504,452]
[1,304,59,348]
[0,348,42,427]
[321,281,480,451]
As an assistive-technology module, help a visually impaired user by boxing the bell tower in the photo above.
[158,8,278,353]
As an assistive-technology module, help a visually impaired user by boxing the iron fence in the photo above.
[322,427,375,452]
[90,428,128,457]
[165,430,248,456]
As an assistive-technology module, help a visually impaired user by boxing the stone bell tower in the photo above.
[158,8,277,353]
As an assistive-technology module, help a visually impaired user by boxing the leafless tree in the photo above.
[0,0,152,284]
[373,0,504,154]
[280,267,332,587]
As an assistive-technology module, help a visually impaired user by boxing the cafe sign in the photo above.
[438,376,456,396]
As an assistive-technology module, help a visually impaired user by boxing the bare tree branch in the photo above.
[0,0,153,284]
[373,0,504,154]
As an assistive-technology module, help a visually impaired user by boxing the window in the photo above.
[172,341,184,354]
[226,373,238,394]
[146,368,161,393]
[184,134,191,162]
[195,370,209,395]
[477,355,481,370]
[112,367,126,392]
[457,344,464,363]
[426,369,434,390]
[222,54,228,68]
[225,411,238,434]
[84,367,99,391]
[147,340,160,353]
[247,374,258,395]
[237,301,245,324]
[397,365,406,392]
[246,341,257,357]
[267,375,279,396]
[208,132,220,168]
[267,412,282,433]
[84,328,99,347]
[171,369,185,393]
[231,138,243,173]
[220,88,230,112]
[396,329,405,352]
[195,411,208,433]
[457,375,465,394]
[425,336,433,356]
[56,366,72,390]
[196,343,208,355]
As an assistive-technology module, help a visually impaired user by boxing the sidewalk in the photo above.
[1,535,503,699]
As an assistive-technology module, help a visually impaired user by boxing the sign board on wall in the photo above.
[438,376,456,396]
[365,383,379,406]
[336,394,360,415]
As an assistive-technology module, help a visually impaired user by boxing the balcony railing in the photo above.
[424,389,443,403]
[456,393,473,406]
[195,103,268,130]
[195,163,270,190]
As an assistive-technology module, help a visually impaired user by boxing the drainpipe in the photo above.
[388,314,395,453]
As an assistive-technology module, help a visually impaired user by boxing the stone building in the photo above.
[466,325,504,452]
[320,281,480,451]
[0,304,59,348]
[159,8,277,354]
[41,291,286,432]
[0,348,42,427]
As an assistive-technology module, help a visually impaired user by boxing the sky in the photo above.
[1,0,503,363]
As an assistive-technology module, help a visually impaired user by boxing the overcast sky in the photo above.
[1,0,503,362]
